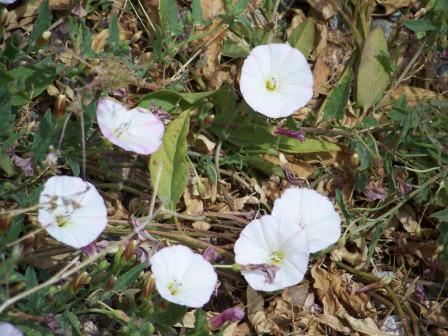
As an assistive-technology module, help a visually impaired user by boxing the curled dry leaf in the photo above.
[396,205,420,235]
[246,287,276,334]
[331,237,368,269]
[375,0,418,16]
[305,0,337,20]
[311,265,387,335]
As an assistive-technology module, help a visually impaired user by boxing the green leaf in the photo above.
[287,18,315,57]
[114,263,147,292]
[25,266,39,312]
[64,311,82,336]
[140,89,215,113]
[321,66,353,122]
[9,61,60,106]
[107,15,120,51]
[185,309,210,336]
[0,153,15,176]
[155,303,188,326]
[430,208,448,222]
[211,119,340,153]
[30,0,52,44]
[32,109,54,164]
[232,0,250,15]
[404,18,437,33]
[159,0,184,35]
[356,26,390,109]
[191,0,204,23]
[150,111,190,210]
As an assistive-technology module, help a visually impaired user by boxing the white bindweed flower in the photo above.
[96,97,164,155]
[240,43,313,118]
[0,322,23,336]
[234,215,309,292]
[151,245,218,308]
[272,188,341,253]
[38,176,107,248]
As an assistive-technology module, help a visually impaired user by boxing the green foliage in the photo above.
[287,18,315,57]
[32,110,54,165]
[159,0,184,36]
[321,66,353,122]
[356,26,389,109]
[150,111,191,210]
[30,0,52,45]
[108,15,121,52]
[185,310,210,336]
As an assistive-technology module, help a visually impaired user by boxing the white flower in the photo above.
[0,0,17,4]
[272,188,341,253]
[38,176,107,248]
[96,97,164,155]
[240,43,313,118]
[151,245,217,308]
[0,322,23,336]
[234,215,309,292]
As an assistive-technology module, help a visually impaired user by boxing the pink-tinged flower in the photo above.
[38,176,107,248]
[209,306,245,330]
[151,245,218,308]
[272,188,341,253]
[96,97,164,155]
[0,0,17,4]
[240,43,313,118]
[234,215,309,292]
[0,322,22,336]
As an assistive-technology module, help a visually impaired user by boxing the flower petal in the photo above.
[240,43,313,118]
[38,176,107,248]
[151,245,217,308]
[96,98,164,155]
[234,215,309,291]
[272,188,341,253]
[0,322,23,336]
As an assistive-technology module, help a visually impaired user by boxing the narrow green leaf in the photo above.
[32,109,54,164]
[356,26,389,109]
[211,121,340,153]
[30,0,52,43]
[287,18,315,57]
[107,15,120,51]
[114,263,147,292]
[191,0,204,23]
[159,0,183,35]
[150,111,190,210]
[321,66,353,122]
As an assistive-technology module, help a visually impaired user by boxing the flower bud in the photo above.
[142,274,156,299]
[37,31,51,48]
[0,213,11,233]
[70,272,91,292]
[123,239,138,262]
[106,275,117,290]
[209,306,245,330]
[53,94,67,118]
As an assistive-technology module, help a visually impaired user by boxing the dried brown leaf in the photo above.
[305,0,337,20]
[246,287,276,334]
[375,0,418,16]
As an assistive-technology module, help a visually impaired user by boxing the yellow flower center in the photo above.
[265,76,278,91]
[112,122,131,138]
[269,250,284,266]
[167,279,182,295]
[56,215,69,227]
